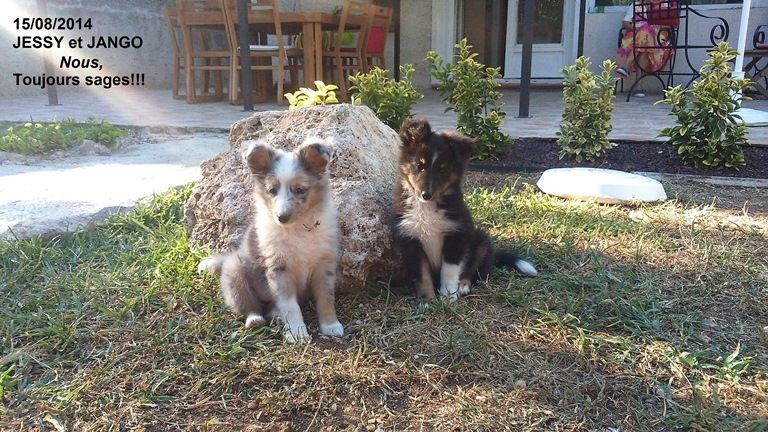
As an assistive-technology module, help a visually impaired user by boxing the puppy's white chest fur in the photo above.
[256,202,338,269]
[398,194,457,270]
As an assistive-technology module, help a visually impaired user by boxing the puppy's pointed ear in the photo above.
[297,138,331,175]
[399,118,432,148]
[242,141,275,176]
[447,132,476,162]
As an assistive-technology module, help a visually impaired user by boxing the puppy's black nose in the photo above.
[278,214,290,224]
[420,191,432,201]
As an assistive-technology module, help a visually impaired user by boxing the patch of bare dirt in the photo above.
[466,139,768,215]
[472,138,768,179]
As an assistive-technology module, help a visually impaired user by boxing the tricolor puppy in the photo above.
[198,138,343,344]
[394,119,537,302]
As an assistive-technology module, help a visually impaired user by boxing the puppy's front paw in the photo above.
[458,280,471,296]
[245,313,266,329]
[282,324,310,344]
[319,320,344,337]
[438,283,460,302]
[197,257,217,274]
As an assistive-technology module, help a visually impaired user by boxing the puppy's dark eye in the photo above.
[267,187,278,196]
[293,186,307,195]
[415,161,426,172]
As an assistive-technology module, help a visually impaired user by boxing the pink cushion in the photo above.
[367,27,385,54]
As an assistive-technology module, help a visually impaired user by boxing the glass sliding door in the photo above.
[504,0,578,81]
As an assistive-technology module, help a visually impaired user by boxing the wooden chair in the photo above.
[176,0,229,103]
[165,6,223,100]
[364,5,393,71]
[163,7,185,100]
[322,0,372,101]
[221,0,302,105]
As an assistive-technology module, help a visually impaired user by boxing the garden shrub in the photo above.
[658,42,749,169]
[82,119,126,148]
[0,119,127,155]
[284,81,340,109]
[348,64,423,130]
[426,38,511,160]
[558,57,617,162]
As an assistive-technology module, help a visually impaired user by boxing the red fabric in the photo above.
[647,1,679,26]
[367,27,384,54]
[617,22,673,73]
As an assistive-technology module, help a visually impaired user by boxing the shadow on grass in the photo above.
[1,182,766,431]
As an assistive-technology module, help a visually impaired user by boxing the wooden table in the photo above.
[744,49,768,98]
[266,12,340,87]
[251,12,366,87]
[180,8,340,91]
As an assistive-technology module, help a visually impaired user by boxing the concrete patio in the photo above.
[2,86,767,239]
[2,87,768,144]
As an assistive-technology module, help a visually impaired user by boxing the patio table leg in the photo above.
[237,0,254,110]
[301,22,322,87]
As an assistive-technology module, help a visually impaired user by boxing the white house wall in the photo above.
[411,2,768,91]
[3,0,178,97]
[582,8,768,93]
[3,0,765,96]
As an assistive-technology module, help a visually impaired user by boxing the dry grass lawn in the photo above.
[1,176,766,431]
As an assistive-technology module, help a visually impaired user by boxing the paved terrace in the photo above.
[2,87,767,239]
[1,88,768,144]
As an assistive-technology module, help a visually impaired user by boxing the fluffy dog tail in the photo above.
[495,250,538,277]
[197,255,224,276]
[197,253,273,329]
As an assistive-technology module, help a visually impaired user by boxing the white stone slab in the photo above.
[536,167,667,204]
[736,107,768,127]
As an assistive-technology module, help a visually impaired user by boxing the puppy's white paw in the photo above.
[245,313,266,329]
[438,283,460,302]
[282,324,310,344]
[458,281,471,296]
[197,257,217,274]
[319,320,344,337]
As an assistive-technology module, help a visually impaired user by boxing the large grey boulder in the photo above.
[183,104,400,290]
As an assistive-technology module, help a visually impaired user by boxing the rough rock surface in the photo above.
[183,105,401,290]
[72,139,112,156]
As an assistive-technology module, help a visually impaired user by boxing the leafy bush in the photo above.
[284,81,340,109]
[82,119,126,148]
[557,57,617,162]
[0,119,127,155]
[426,38,510,160]
[348,64,423,130]
[658,42,749,169]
